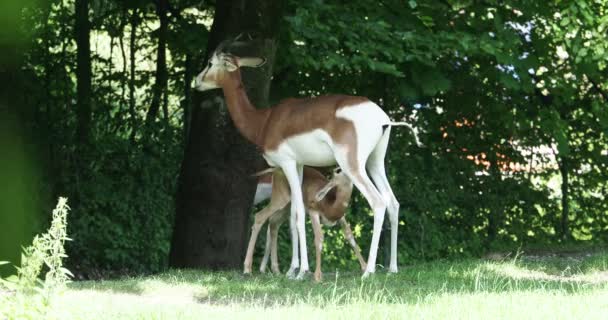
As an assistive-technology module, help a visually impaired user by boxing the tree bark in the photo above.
[169,0,285,269]
[146,0,169,129]
[119,6,128,116]
[558,157,570,241]
[75,0,92,147]
[182,53,194,142]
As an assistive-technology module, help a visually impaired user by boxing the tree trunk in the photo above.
[146,0,169,129]
[75,0,92,147]
[558,157,570,241]
[169,0,285,269]
[486,156,502,247]
[119,8,128,111]
[129,8,138,141]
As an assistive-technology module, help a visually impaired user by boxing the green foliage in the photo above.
[265,0,608,268]
[0,198,72,320]
[11,0,608,275]
[63,138,179,274]
[14,0,188,275]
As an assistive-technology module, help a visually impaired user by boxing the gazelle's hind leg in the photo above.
[332,145,387,278]
[366,126,400,273]
[243,199,287,274]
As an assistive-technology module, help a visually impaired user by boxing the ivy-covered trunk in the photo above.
[74,0,92,147]
[169,0,285,269]
[146,0,169,129]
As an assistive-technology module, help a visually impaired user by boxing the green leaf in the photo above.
[555,131,571,156]
[60,267,74,277]
[499,73,520,90]
[412,67,451,96]
[398,82,419,99]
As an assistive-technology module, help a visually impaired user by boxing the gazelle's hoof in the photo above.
[388,266,398,273]
[286,267,298,279]
[295,270,309,280]
[314,272,322,283]
[259,267,267,274]
[362,267,375,279]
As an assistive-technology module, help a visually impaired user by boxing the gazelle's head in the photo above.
[194,40,266,91]
[314,167,354,202]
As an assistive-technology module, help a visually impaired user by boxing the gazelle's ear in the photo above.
[238,57,266,68]
[224,58,238,72]
[314,181,337,202]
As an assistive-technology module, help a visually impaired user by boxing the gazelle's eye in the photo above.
[336,168,342,174]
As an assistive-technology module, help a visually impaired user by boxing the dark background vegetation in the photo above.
[1,0,607,278]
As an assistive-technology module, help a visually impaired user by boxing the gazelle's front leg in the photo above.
[281,162,309,279]
[339,217,367,271]
[259,225,272,273]
[309,212,324,282]
[286,204,299,278]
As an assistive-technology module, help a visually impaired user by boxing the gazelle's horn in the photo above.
[215,33,250,54]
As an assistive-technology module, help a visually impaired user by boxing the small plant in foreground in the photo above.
[0,197,72,320]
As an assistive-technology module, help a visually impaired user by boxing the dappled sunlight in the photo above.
[53,252,608,318]
[66,253,608,310]
[485,262,608,285]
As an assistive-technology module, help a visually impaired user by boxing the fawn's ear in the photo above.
[237,57,266,68]
[224,58,238,72]
[315,181,337,202]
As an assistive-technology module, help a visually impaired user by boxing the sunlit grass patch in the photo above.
[52,251,608,319]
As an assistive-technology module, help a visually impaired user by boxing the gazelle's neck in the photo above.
[220,70,270,146]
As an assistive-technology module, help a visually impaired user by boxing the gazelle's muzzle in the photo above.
[194,68,213,91]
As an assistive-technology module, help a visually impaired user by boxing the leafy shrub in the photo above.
[62,135,179,276]
[0,197,72,320]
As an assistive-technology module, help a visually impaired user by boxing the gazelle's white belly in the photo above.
[264,129,337,167]
[263,101,391,168]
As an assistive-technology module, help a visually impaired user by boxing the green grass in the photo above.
[49,251,608,319]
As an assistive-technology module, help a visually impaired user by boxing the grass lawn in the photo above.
[50,250,608,319]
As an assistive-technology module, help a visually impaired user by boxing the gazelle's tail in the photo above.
[252,167,276,177]
[389,121,424,147]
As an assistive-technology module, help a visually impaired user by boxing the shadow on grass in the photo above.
[68,278,146,295]
[67,251,608,307]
